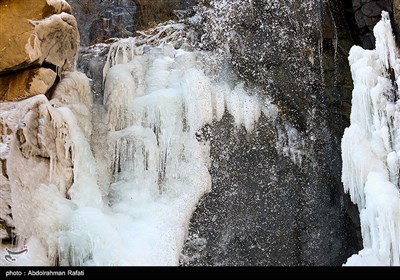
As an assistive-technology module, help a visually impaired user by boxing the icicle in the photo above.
[374,11,399,71]
[342,11,400,266]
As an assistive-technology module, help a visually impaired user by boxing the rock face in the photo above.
[67,0,137,46]
[349,0,393,49]
[181,0,362,266]
[0,68,57,101]
[0,0,77,73]
[393,0,400,37]
[0,0,79,101]
[67,0,198,46]
[2,0,396,266]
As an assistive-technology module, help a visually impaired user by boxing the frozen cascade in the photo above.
[1,19,285,265]
[342,12,400,266]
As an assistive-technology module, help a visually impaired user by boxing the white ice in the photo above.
[342,11,400,266]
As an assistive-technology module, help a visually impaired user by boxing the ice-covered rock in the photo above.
[0,0,79,103]
[342,11,400,266]
[0,0,77,74]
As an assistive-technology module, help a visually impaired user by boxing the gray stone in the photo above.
[77,44,110,104]
[361,2,382,17]
[68,0,137,46]
[361,33,376,49]
[180,0,198,10]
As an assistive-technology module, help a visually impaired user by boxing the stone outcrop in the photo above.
[0,0,79,102]
[67,0,198,46]
[67,0,137,46]
[1,0,398,266]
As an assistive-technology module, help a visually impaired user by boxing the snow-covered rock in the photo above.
[0,0,79,102]
[0,0,77,74]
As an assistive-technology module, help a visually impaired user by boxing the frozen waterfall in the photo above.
[342,12,400,266]
[2,5,400,267]
[0,21,278,265]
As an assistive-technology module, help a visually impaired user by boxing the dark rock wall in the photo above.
[181,0,363,266]
[67,0,137,46]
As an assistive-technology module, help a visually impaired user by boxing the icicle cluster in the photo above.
[96,39,281,265]
[342,11,400,266]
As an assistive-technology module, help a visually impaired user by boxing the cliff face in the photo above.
[348,0,393,49]
[66,0,198,46]
[1,0,398,266]
[181,0,362,266]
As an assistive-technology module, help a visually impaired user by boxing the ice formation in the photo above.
[0,19,284,265]
[342,12,400,266]
[4,4,399,267]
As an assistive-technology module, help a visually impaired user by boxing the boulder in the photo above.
[0,0,78,74]
[0,68,57,101]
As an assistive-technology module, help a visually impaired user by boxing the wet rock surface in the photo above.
[181,0,363,266]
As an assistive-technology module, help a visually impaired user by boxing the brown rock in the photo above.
[0,0,78,74]
[0,122,12,136]
[0,68,57,101]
